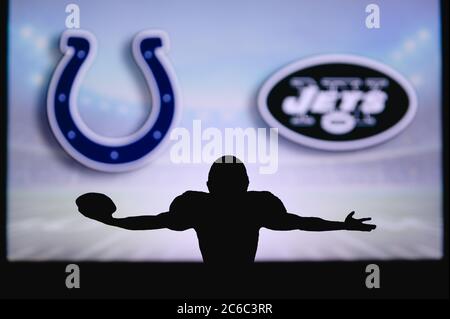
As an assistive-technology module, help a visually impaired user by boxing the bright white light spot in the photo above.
[35,36,48,50]
[20,26,33,39]
[31,74,44,86]
[404,39,416,53]
[410,74,422,87]
[418,29,430,41]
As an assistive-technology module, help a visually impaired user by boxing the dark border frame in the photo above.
[0,0,8,271]
[0,0,448,299]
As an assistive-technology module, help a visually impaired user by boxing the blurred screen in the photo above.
[7,0,443,261]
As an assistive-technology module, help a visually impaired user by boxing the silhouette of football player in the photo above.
[76,155,376,264]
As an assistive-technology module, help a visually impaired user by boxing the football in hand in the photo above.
[76,192,116,221]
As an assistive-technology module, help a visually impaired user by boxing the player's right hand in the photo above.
[75,192,117,222]
[344,211,376,231]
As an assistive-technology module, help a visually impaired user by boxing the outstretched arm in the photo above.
[92,212,180,230]
[81,208,191,231]
[265,211,376,232]
[76,193,191,231]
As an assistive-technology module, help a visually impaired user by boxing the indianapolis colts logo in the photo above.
[47,30,179,172]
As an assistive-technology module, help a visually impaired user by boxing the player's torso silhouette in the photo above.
[170,190,286,264]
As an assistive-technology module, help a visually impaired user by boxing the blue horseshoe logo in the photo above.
[47,30,179,172]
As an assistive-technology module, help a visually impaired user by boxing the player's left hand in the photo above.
[344,211,376,231]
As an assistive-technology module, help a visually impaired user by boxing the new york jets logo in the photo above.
[47,30,179,172]
[257,55,417,151]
